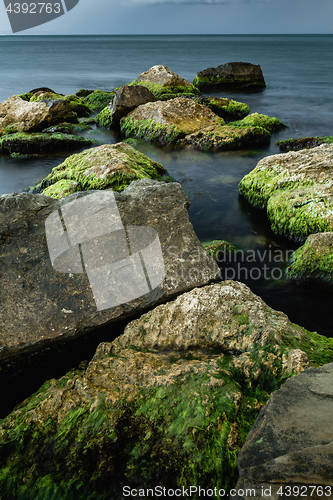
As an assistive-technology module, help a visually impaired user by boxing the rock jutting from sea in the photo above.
[193,62,266,91]
[238,144,333,241]
[0,178,220,363]
[1,280,332,499]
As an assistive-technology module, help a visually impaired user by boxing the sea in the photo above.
[1,34,333,338]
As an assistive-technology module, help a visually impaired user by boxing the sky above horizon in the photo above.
[1,0,333,35]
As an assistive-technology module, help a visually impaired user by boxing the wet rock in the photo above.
[0,95,78,134]
[286,232,333,284]
[232,112,286,133]
[130,64,201,99]
[179,124,270,151]
[277,136,333,151]
[235,362,333,499]
[193,62,266,91]
[32,93,91,118]
[35,142,167,198]
[120,97,222,145]
[0,132,92,155]
[238,144,333,240]
[81,90,115,111]
[192,95,250,122]
[110,85,156,123]
[0,178,220,363]
[0,281,332,498]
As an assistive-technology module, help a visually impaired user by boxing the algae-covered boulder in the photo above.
[0,95,78,133]
[0,281,332,499]
[192,96,250,122]
[277,136,333,151]
[236,362,333,499]
[179,124,271,151]
[30,92,91,117]
[129,64,201,99]
[0,132,92,155]
[120,97,223,145]
[193,62,266,91]
[286,232,333,284]
[0,179,219,362]
[36,142,167,198]
[239,144,333,240]
[82,90,115,111]
[232,112,286,133]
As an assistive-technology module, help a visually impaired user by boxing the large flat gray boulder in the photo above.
[0,179,220,362]
[236,362,333,499]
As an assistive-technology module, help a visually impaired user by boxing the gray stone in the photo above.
[0,179,220,362]
[236,362,333,499]
[110,85,156,123]
[194,62,266,91]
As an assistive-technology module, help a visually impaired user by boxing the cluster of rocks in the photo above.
[0,63,285,156]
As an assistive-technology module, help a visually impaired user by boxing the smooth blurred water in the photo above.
[1,34,333,336]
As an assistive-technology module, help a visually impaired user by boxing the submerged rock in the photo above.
[120,97,222,145]
[193,62,266,91]
[0,132,92,155]
[236,362,333,499]
[0,280,332,498]
[35,142,167,198]
[192,95,250,122]
[129,64,201,99]
[179,124,271,151]
[286,232,333,284]
[238,144,333,240]
[0,179,219,363]
[277,135,333,151]
[0,95,78,133]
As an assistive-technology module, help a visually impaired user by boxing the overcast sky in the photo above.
[1,0,333,35]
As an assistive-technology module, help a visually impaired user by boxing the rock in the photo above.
[179,124,271,151]
[110,85,156,124]
[0,95,78,134]
[0,132,92,155]
[192,95,250,122]
[0,281,332,498]
[203,239,238,260]
[130,64,201,99]
[277,136,333,151]
[235,362,333,499]
[35,142,167,198]
[31,93,91,118]
[120,97,223,145]
[286,232,333,284]
[238,144,333,240]
[193,62,266,91]
[0,179,220,363]
[232,112,286,133]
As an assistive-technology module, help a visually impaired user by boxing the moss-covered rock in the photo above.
[277,136,333,151]
[193,62,266,91]
[36,142,167,198]
[192,96,250,122]
[95,107,113,129]
[232,112,286,133]
[286,232,333,284]
[129,65,201,100]
[31,92,91,117]
[120,98,223,145]
[82,90,115,111]
[239,144,333,240]
[203,240,238,260]
[0,132,92,155]
[1,281,331,499]
[42,122,92,134]
[179,124,271,151]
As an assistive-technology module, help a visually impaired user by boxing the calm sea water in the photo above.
[1,34,333,337]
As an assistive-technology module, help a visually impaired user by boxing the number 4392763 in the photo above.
[5,3,61,14]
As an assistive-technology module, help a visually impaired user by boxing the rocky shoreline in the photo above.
[0,62,332,498]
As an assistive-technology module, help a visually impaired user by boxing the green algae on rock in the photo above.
[286,232,333,284]
[0,132,92,155]
[232,112,286,133]
[239,144,333,240]
[179,124,271,151]
[1,280,330,500]
[82,90,115,111]
[203,240,238,260]
[193,62,266,91]
[129,64,201,100]
[36,142,167,198]
[120,97,223,145]
[277,136,333,151]
[30,92,91,117]
[192,96,250,122]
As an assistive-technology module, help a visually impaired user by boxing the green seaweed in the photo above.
[232,113,286,133]
[120,116,184,145]
[129,80,201,99]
